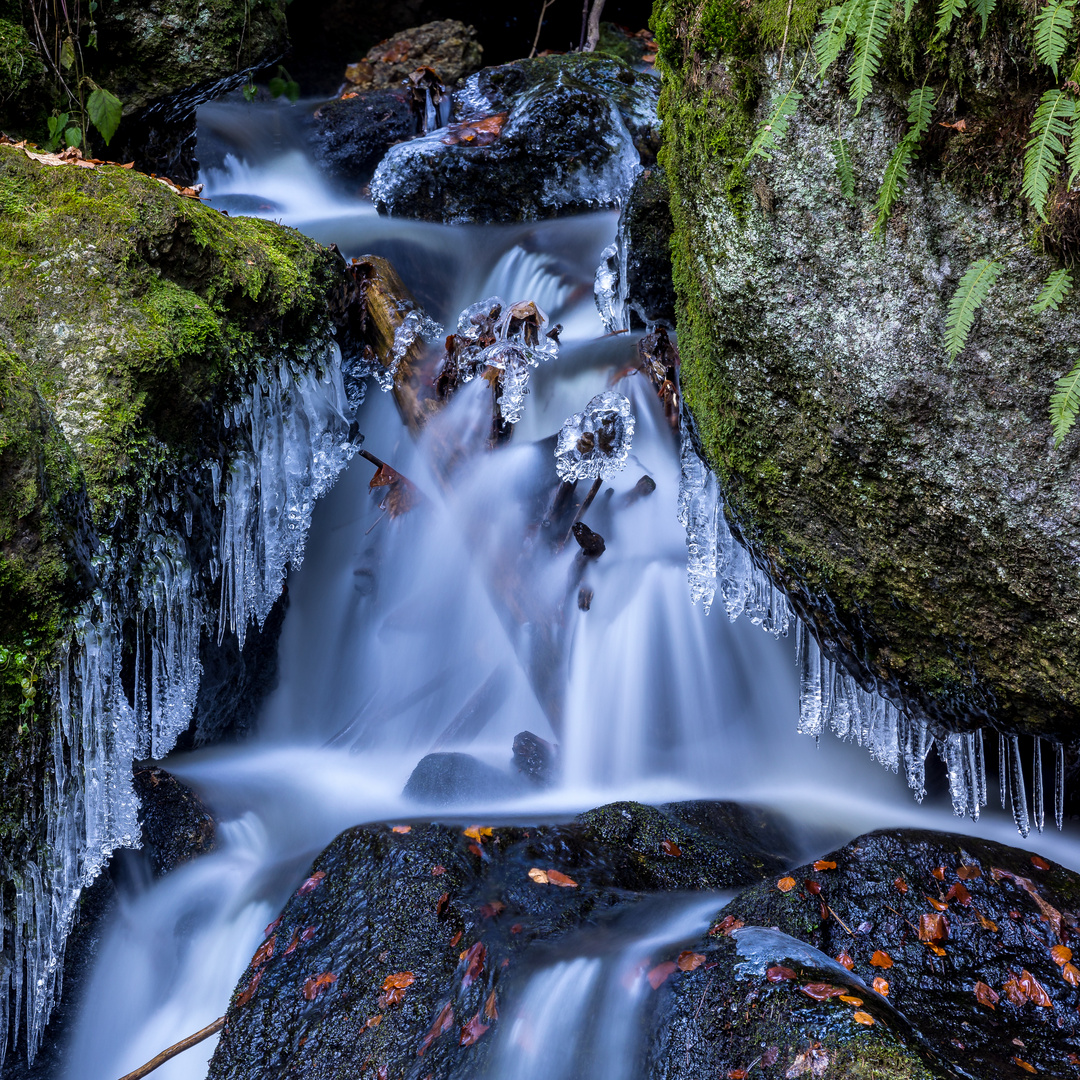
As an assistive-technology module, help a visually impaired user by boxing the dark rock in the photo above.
[132,766,217,876]
[307,88,415,187]
[207,801,789,1079]
[402,752,526,806]
[660,828,1080,1079]
[341,20,482,92]
[511,731,558,786]
[370,54,660,224]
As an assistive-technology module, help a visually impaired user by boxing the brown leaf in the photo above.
[814,860,837,871]
[303,971,337,1001]
[432,865,446,875]
[766,965,797,983]
[442,112,509,146]
[974,907,999,932]
[369,463,417,518]
[527,868,549,884]
[1003,975,1028,1007]
[957,864,982,880]
[545,869,579,887]
[777,876,797,893]
[392,825,412,834]
[1019,970,1053,1007]
[919,912,950,943]
[836,950,855,971]
[925,895,947,912]
[661,839,683,857]
[298,871,326,895]
[974,981,999,1009]
[894,876,908,894]
[366,1014,383,1029]
[946,882,972,906]
[931,866,945,881]
[852,1011,875,1025]
[1051,944,1074,965]
[480,901,505,919]
[992,868,1063,937]
[300,925,317,942]
[461,942,486,990]
[785,1048,830,1077]
[872,977,889,996]
[647,961,678,989]
[801,983,846,1000]
[1012,1058,1037,1074]
[383,972,416,990]
[1031,855,1052,870]
[450,931,463,947]
[938,118,968,131]
[710,915,744,936]
[236,969,262,1007]
[677,951,706,972]
[1063,962,1080,987]
[459,1013,490,1046]
[284,930,300,956]
[728,1071,749,1080]
[870,951,893,969]
[483,988,499,1021]
[264,916,282,937]
[805,880,821,895]
[252,935,276,968]
[436,892,450,917]
[418,1003,454,1056]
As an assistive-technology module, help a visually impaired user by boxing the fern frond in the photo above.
[872,136,915,236]
[904,0,917,19]
[832,137,857,202]
[1069,106,1080,186]
[944,258,1002,360]
[743,86,804,164]
[971,0,997,35]
[1032,267,1074,312]
[815,0,866,76]
[1034,0,1077,78]
[906,85,936,139]
[935,0,968,39]
[1023,89,1074,218]
[848,0,893,113]
[1051,358,1080,444]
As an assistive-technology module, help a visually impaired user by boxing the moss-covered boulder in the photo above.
[655,0,1080,739]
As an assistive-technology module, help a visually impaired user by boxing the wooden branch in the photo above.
[116,1016,225,1080]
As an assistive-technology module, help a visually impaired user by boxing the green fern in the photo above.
[904,0,917,19]
[815,0,866,74]
[944,258,1002,360]
[1034,0,1077,78]
[971,0,997,35]
[1051,358,1080,444]
[832,137,857,202]
[1069,109,1080,186]
[1023,90,1074,218]
[744,85,805,164]
[870,89,935,236]
[935,0,967,37]
[848,0,893,112]
[1032,267,1074,312]
[906,85,935,138]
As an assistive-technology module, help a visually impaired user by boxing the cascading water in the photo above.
[48,90,1080,1080]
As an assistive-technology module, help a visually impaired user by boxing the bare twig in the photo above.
[827,904,854,936]
[116,1016,225,1080]
[777,0,795,78]
[584,0,607,52]
[573,476,603,525]
[530,0,557,58]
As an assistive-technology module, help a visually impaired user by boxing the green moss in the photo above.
[0,17,41,103]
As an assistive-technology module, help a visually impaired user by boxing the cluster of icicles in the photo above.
[677,426,1067,841]
[1,342,356,1067]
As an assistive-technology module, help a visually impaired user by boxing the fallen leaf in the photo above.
[301,926,317,942]
[237,969,262,1007]
[946,882,972,906]
[839,994,863,1005]
[303,971,337,1001]
[957,864,982,880]
[894,876,908,894]
[252,935,275,968]
[801,983,846,1000]
[484,989,498,1021]
[369,463,417,517]
[383,972,416,990]
[468,843,482,857]
[873,977,889,996]
[836,950,855,970]
[974,907,999,932]
[766,965,796,982]
[284,930,300,956]
[925,895,948,912]
[463,826,494,841]
[728,1071,749,1080]
[418,1003,454,1056]
[392,825,412,834]
[1019,970,1053,1007]
[928,944,947,956]
[442,112,508,146]
[661,839,683,857]
[1012,1058,1037,1074]
[1063,962,1080,987]
[648,961,678,989]
[814,860,837,871]
[919,912,950,943]
[510,923,523,934]
[545,869,579,887]
[974,981,999,1009]
[432,865,446,875]
[870,951,893,969]
[938,118,968,131]
[710,916,745,936]
[777,876,797,893]
[366,1014,383,1029]
[992,868,1063,937]
[461,942,486,989]
[805,880,821,895]
[852,1010,875,1025]
[677,951,706,972]
[1031,855,1051,870]
[480,901,505,919]
[459,1013,490,1046]
[264,916,282,937]
[298,871,326,895]
[450,931,463,947]
[527,868,549,884]
[785,1047,830,1077]
[932,866,945,881]
[1052,945,1073,965]
[436,892,450,917]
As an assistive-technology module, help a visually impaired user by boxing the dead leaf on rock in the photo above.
[766,965,796,983]
[872,977,889,996]
[785,1047,830,1077]
[836,950,855,971]
[236,969,262,1007]
[894,876,908,894]
[484,988,498,1021]
[418,1003,454,1056]
[661,839,682,857]
[1051,944,1073,965]
[1063,962,1080,987]
[800,983,846,1000]
[839,994,863,1006]
[814,859,837,871]
[459,1013,490,1046]
[777,876,796,893]
[919,912,950,943]
[945,882,972,906]
[1012,1058,1037,1074]
[676,951,705,972]
[870,951,893,969]
[461,942,486,990]
[391,825,412,834]
[441,112,509,146]
[647,961,678,989]
[298,871,326,895]
[1031,855,1052,870]
[252,935,275,968]
[710,915,744,936]
[852,1011,875,1025]
[975,981,999,1009]
[303,971,337,1001]
[957,864,982,880]
[528,867,577,887]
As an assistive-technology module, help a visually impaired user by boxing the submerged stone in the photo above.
[402,752,527,806]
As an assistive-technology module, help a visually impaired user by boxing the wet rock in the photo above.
[655,828,1080,1079]
[307,88,415,187]
[402,752,526,806]
[132,767,217,876]
[207,801,788,1079]
[370,54,660,223]
[512,730,558,786]
[341,19,482,91]
[595,167,675,332]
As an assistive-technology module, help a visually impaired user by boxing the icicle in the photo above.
[1033,737,1045,834]
[1056,742,1066,831]
[975,729,987,812]
[902,716,930,802]
[677,428,718,611]
[1009,735,1031,838]
[999,732,1008,811]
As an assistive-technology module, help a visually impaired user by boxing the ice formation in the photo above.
[2,343,356,1065]
[678,429,1065,837]
[555,391,636,482]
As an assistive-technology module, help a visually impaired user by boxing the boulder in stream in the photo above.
[307,89,416,186]
[341,19,483,91]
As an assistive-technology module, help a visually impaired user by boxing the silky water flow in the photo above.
[62,96,1080,1080]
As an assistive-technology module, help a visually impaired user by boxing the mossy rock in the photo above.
[654,0,1080,739]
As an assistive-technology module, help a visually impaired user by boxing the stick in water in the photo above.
[116,1016,225,1080]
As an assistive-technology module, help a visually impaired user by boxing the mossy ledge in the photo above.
[653,0,1080,740]
[0,142,342,1059]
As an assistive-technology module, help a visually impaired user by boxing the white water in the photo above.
[44,93,1080,1080]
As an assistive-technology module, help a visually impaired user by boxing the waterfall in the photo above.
[2,342,357,1066]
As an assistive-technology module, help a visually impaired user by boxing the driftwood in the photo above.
[116,1015,225,1080]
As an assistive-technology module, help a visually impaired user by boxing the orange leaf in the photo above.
[484,989,499,1021]
[974,981,999,1009]
[766,965,796,983]
[463,826,494,841]
[873,977,889,996]
[303,971,337,1001]
[931,866,945,881]
[1063,963,1080,987]
[814,860,837,871]
[661,839,683,857]
[1031,855,1051,870]
[366,1014,383,1029]
[919,912,949,943]
[946,882,972,906]
[836,950,855,971]
[777,876,797,892]
[839,994,863,1005]
[392,825,412,834]
[461,942,486,990]
[728,1072,749,1080]
[852,1011,875,1025]
[480,900,505,919]
[709,916,744,937]
[284,930,300,956]
[545,869,579,888]
[1012,1058,1037,1074]
[894,876,908,894]
[677,951,706,972]
[1019,970,1053,1007]
[383,972,416,990]
[459,1013,490,1046]
[801,983,846,1000]
[957,864,982,880]
[264,916,282,937]
[441,112,509,146]
[236,969,262,1007]
[974,907,998,933]
[298,871,326,895]
[252,935,276,968]
[418,1003,454,1056]
[925,895,947,912]
[527,868,549,884]
[450,931,463,947]
[1051,945,1073,966]
[870,951,893,969]
[648,961,678,989]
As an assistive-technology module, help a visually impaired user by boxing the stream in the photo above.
[58,94,1080,1080]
